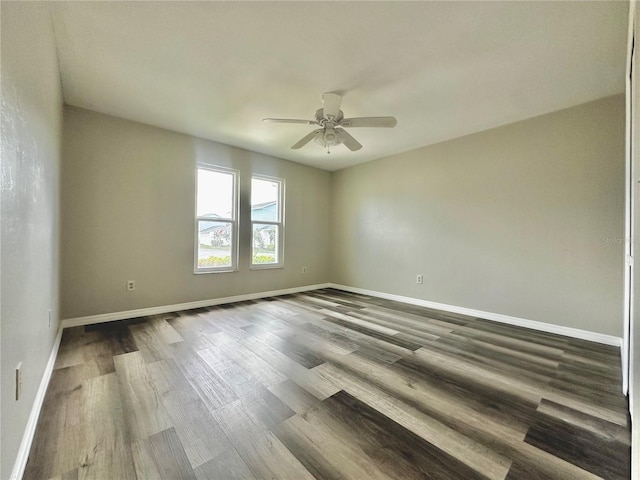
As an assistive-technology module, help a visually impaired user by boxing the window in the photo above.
[251,175,284,268]
[195,166,239,273]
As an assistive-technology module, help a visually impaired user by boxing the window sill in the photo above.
[193,268,239,275]
[249,264,284,271]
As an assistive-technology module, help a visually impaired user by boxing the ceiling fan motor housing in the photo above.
[315,108,344,124]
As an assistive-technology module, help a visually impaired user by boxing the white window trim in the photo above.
[250,174,285,270]
[194,165,239,274]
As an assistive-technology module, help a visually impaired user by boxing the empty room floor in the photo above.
[24,289,630,480]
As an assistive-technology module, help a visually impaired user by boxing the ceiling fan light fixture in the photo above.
[265,92,396,152]
[324,128,338,144]
[313,127,343,149]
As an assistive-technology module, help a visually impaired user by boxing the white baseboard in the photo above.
[62,283,331,328]
[10,326,63,480]
[329,284,622,347]
[62,282,621,346]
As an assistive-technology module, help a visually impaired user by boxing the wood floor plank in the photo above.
[113,351,172,442]
[318,342,536,440]
[320,308,401,335]
[350,311,448,342]
[360,304,468,331]
[559,365,623,408]
[148,427,197,480]
[356,307,454,337]
[148,316,185,344]
[449,323,567,358]
[541,388,628,427]
[193,449,257,480]
[364,297,473,325]
[318,362,606,480]
[272,324,358,357]
[161,390,232,468]
[423,338,557,390]
[165,312,221,344]
[411,345,628,425]
[81,338,117,376]
[242,334,340,400]
[212,400,316,480]
[315,362,512,480]
[437,331,562,371]
[321,390,490,480]
[197,345,263,398]
[232,429,317,480]
[241,386,296,428]
[169,344,238,411]
[293,293,343,308]
[318,308,424,350]
[268,379,325,415]
[307,291,369,310]
[273,410,394,480]
[296,318,413,359]
[129,320,177,363]
[252,330,328,369]
[77,373,137,480]
[85,320,140,356]
[146,357,201,404]
[391,356,539,437]
[505,460,555,480]
[202,332,288,387]
[524,408,631,479]
[459,316,571,348]
[133,427,197,480]
[536,399,631,445]
[24,365,96,479]
[47,469,79,480]
[131,438,163,480]
[54,327,101,370]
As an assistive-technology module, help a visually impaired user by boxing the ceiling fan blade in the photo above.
[322,93,342,119]
[336,128,363,151]
[340,116,397,128]
[291,129,323,149]
[263,118,318,125]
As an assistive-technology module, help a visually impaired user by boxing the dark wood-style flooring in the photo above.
[24,289,630,480]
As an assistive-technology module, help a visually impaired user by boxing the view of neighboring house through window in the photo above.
[195,165,238,273]
[251,175,284,268]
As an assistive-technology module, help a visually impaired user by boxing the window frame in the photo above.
[250,174,285,270]
[194,164,239,274]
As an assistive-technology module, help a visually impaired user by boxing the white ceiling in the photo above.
[51,1,628,171]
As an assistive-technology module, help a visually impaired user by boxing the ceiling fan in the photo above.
[263,93,397,153]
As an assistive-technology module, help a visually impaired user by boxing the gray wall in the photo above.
[61,107,331,319]
[331,95,625,337]
[1,3,63,478]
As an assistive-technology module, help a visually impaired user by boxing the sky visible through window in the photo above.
[197,169,277,217]
[251,178,278,210]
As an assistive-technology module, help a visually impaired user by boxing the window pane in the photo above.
[251,178,279,222]
[197,169,234,218]
[198,220,232,268]
[252,224,278,264]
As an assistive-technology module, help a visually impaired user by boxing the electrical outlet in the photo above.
[127,280,135,292]
[48,309,52,328]
[16,363,22,401]
[416,274,423,284]
[302,266,308,274]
